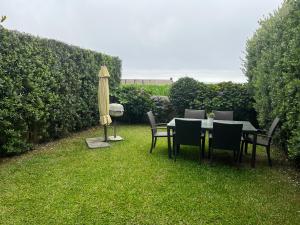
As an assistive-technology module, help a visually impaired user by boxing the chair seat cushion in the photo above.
[244,134,269,146]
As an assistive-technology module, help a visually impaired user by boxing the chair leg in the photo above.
[199,145,202,163]
[210,147,213,164]
[201,138,205,158]
[172,137,175,157]
[266,145,272,167]
[174,144,178,161]
[236,148,242,168]
[150,136,154,153]
[177,144,180,154]
[239,146,243,163]
[154,137,157,147]
[208,139,212,158]
[245,142,248,154]
[241,141,244,154]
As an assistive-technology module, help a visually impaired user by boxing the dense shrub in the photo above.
[151,96,175,123]
[191,82,257,124]
[112,86,154,123]
[169,78,256,124]
[244,0,300,164]
[169,77,200,116]
[0,26,121,154]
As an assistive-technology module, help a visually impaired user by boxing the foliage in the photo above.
[0,16,7,23]
[169,78,256,124]
[207,112,215,118]
[112,86,154,123]
[0,26,121,154]
[122,84,171,96]
[191,82,257,124]
[0,125,299,225]
[151,96,175,123]
[169,77,200,116]
[244,0,300,164]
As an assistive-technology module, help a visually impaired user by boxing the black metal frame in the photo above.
[213,110,234,121]
[147,111,171,153]
[241,117,280,166]
[184,109,206,119]
[173,119,203,162]
[209,122,243,164]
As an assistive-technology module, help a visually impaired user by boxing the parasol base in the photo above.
[108,136,123,141]
[86,137,110,148]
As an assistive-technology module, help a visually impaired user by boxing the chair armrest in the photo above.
[258,133,271,139]
[156,123,167,126]
[257,129,268,134]
[155,123,167,129]
[157,126,167,129]
[151,127,166,130]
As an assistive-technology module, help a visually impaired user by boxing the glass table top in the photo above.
[167,118,257,132]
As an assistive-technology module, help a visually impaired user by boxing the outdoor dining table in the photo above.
[167,118,258,168]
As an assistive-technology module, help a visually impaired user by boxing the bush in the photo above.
[0,26,121,155]
[169,78,256,124]
[191,82,257,124]
[244,0,300,164]
[151,96,174,123]
[169,77,200,116]
[112,86,154,123]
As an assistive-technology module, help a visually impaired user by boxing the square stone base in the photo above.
[86,137,110,148]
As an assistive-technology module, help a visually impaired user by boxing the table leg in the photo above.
[167,126,172,158]
[251,133,257,168]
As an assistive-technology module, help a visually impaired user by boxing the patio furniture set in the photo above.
[147,109,280,168]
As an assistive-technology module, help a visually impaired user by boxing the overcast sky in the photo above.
[1,0,283,82]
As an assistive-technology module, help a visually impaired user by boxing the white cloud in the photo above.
[0,0,282,82]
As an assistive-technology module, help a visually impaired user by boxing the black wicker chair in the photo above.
[147,111,171,153]
[184,109,206,119]
[241,117,280,166]
[213,110,234,120]
[184,109,206,151]
[209,110,234,155]
[174,119,203,162]
[210,122,243,164]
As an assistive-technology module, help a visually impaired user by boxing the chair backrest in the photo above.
[147,111,157,132]
[175,119,202,146]
[184,109,205,119]
[267,117,280,137]
[212,122,242,151]
[213,110,234,120]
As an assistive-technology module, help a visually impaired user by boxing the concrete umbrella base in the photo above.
[85,137,110,148]
[107,119,123,141]
[108,136,123,141]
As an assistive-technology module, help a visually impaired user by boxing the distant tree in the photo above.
[1,15,7,23]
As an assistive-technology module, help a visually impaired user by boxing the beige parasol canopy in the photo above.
[98,65,112,126]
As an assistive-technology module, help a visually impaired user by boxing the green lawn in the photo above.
[122,84,171,96]
[0,125,299,225]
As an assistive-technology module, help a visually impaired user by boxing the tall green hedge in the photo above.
[112,85,154,123]
[244,0,300,164]
[0,26,121,154]
[169,77,257,125]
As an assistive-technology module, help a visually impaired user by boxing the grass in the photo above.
[122,84,171,96]
[0,125,299,225]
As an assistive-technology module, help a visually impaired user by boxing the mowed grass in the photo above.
[122,84,171,96]
[0,125,299,225]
